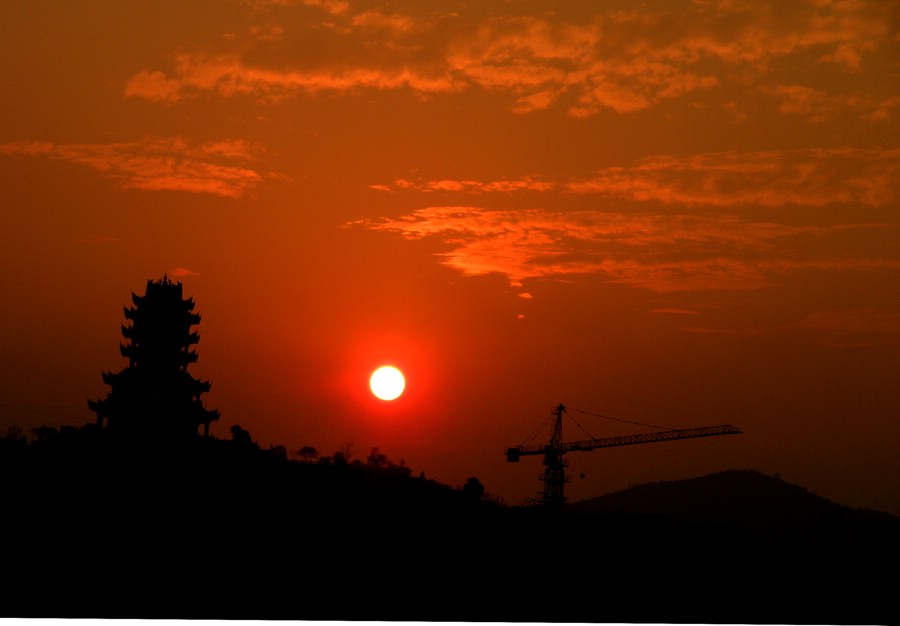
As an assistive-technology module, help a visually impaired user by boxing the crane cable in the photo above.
[562,408,599,440]
[518,411,554,447]
[566,406,676,432]
[517,405,676,448]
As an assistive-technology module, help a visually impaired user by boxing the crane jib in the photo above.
[506,424,742,462]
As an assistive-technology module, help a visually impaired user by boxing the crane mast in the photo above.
[506,404,742,508]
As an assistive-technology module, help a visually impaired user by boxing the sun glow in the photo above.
[369,365,405,401]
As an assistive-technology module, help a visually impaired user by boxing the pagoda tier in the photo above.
[89,276,220,440]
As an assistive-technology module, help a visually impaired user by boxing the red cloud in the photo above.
[123,1,894,118]
[0,137,264,198]
[570,148,900,207]
[797,308,900,334]
[353,206,898,292]
[379,148,899,208]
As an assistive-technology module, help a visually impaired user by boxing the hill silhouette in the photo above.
[568,468,900,543]
[3,428,896,624]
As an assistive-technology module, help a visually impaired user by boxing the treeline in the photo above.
[0,419,500,512]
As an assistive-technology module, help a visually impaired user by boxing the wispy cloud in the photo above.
[123,0,896,119]
[125,52,458,103]
[797,307,900,335]
[352,207,898,292]
[790,307,900,346]
[0,137,264,198]
[389,177,555,194]
[169,267,201,278]
[567,148,900,208]
[377,148,900,208]
[298,0,349,16]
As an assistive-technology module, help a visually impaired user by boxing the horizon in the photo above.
[1,0,898,517]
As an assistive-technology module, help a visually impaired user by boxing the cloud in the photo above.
[353,206,898,292]
[0,137,264,198]
[791,307,900,346]
[796,307,900,335]
[764,85,898,123]
[447,2,886,116]
[390,177,555,194]
[122,0,895,118]
[124,71,183,103]
[299,0,349,16]
[125,52,457,103]
[863,96,900,121]
[379,148,900,208]
[567,148,900,208]
[249,0,349,15]
[679,325,767,336]
[169,267,201,278]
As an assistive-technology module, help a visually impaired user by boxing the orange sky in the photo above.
[2,0,898,513]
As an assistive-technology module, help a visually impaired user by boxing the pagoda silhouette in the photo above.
[89,275,220,442]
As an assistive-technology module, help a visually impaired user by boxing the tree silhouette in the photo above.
[298,445,319,463]
[230,424,254,448]
[30,425,58,444]
[367,446,389,468]
[462,477,485,503]
[332,442,354,465]
[88,276,219,443]
[0,425,27,453]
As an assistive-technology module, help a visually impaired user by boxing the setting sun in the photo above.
[369,365,405,401]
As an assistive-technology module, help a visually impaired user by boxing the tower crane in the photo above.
[506,403,742,507]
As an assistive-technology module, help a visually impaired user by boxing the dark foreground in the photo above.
[4,436,896,624]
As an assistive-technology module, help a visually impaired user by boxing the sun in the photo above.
[369,365,405,401]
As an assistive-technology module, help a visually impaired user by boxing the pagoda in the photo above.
[89,276,220,442]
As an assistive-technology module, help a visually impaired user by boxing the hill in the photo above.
[567,468,900,545]
[2,432,896,624]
